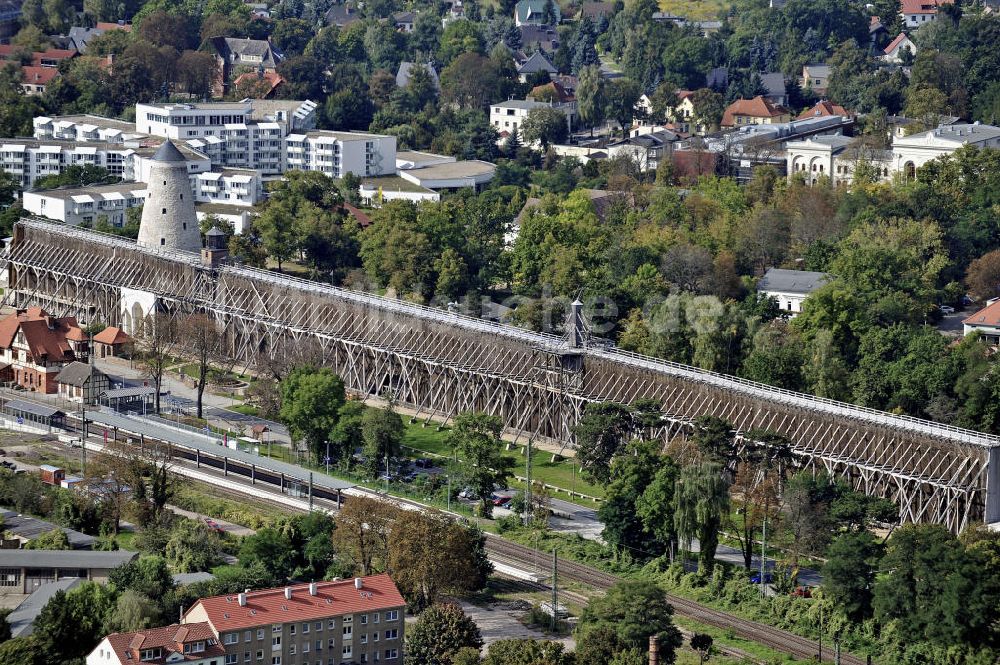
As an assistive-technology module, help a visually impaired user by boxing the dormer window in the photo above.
[140,648,162,661]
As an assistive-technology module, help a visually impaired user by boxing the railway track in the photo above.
[45,416,867,665]
[485,537,867,665]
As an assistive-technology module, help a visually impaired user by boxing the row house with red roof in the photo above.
[0,307,89,393]
[0,45,77,95]
[88,575,405,665]
[87,622,226,665]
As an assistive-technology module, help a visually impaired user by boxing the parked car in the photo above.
[204,518,225,534]
[750,572,773,584]
[791,586,812,598]
[940,305,955,314]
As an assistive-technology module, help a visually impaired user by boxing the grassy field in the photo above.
[659,0,730,21]
[401,421,605,502]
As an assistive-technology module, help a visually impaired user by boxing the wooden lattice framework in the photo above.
[5,219,999,532]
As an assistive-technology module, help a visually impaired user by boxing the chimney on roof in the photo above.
[309,582,318,596]
[354,578,363,590]
[238,592,247,607]
[284,587,292,600]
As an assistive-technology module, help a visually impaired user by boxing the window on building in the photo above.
[245,631,252,643]
[257,651,264,661]
[384,629,398,640]
[226,656,238,665]
[225,633,239,645]
[342,646,353,658]
[303,623,309,634]
[384,649,398,659]
[290,625,296,636]
[384,611,398,621]
[258,630,265,640]
[360,615,367,625]
[343,626,352,637]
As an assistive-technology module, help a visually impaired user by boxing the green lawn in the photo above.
[659,0,730,21]
[401,421,605,502]
[230,404,260,417]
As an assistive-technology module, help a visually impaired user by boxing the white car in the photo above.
[940,305,955,314]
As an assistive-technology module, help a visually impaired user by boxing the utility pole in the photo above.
[524,436,533,527]
[760,515,767,599]
[818,604,824,661]
[446,474,451,512]
[834,633,841,665]
[551,548,558,632]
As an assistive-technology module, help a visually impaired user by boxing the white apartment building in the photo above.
[135,100,318,175]
[285,130,397,178]
[33,115,147,144]
[489,99,575,139]
[22,169,261,227]
[23,182,147,227]
[0,140,144,188]
[786,122,1000,185]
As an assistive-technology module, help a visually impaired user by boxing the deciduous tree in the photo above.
[406,603,483,665]
[447,412,513,517]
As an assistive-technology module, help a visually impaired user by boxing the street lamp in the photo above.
[325,440,330,474]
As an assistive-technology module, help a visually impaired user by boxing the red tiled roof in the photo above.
[884,32,911,55]
[32,48,77,62]
[105,622,224,665]
[900,0,952,14]
[343,203,372,228]
[21,66,59,86]
[964,300,1000,327]
[96,21,132,31]
[187,575,405,632]
[721,96,788,127]
[94,326,131,345]
[797,100,850,120]
[0,308,84,363]
[676,89,694,101]
[234,70,285,94]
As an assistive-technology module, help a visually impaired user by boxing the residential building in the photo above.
[0,307,89,393]
[0,548,137,594]
[882,33,917,63]
[325,2,361,27]
[514,0,561,25]
[756,268,832,315]
[233,70,286,98]
[55,360,110,404]
[391,10,415,31]
[759,72,787,106]
[0,0,20,42]
[0,137,209,189]
[136,100,318,174]
[360,177,440,204]
[87,622,225,665]
[284,130,397,178]
[800,64,831,96]
[490,99,574,137]
[721,96,790,127]
[395,62,440,90]
[577,1,612,20]
[34,114,145,144]
[181,575,406,665]
[528,79,574,105]
[797,99,850,120]
[23,182,148,227]
[901,0,952,27]
[516,51,557,82]
[20,66,58,95]
[963,299,1000,343]
[21,168,260,228]
[203,37,283,95]
[518,25,560,52]
[607,129,679,172]
[66,21,130,52]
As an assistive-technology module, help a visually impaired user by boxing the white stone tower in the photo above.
[137,140,201,253]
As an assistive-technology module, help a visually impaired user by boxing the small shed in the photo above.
[92,326,132,359]
[55,361,110,405]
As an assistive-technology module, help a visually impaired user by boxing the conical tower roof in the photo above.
[151,139,185,163]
